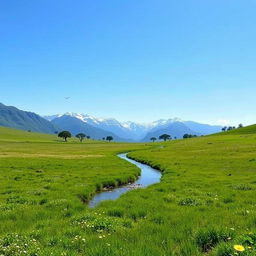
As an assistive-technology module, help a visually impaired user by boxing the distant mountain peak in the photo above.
[152,118,183,127]
[43,112,222,141]
[0,103,223,141]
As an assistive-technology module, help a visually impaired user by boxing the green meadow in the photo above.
[0,125,256,255]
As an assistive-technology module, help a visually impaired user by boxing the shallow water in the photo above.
[88,153,162,208]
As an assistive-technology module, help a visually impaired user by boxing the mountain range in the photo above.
[0,103,223,141]
[44,113,222,141]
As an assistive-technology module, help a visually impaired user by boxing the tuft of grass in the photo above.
[234,184,253,191]
[178,197,200,206]
[195,228,233,252]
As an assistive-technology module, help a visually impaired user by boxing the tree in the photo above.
[174,136,177,140]
[159,134,171,141]
[58,131,71,142]
[86,136,90,139]
[150,137,157,142]
[183,134,197,139]
[102,137,105,140]
[238,123,243,128]
[76,133,86,142]
[106,136,113,142]
[222,127,227,132]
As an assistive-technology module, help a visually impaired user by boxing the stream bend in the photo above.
[88,153,162,208]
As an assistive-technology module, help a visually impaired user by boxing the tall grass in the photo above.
[0,126,255,255]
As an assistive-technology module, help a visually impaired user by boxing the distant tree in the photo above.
[27,130,31,132]
[183,134,197,139]
[238,123,243,128]
[86,136,90,139]
[227,126,234,131]
[54,131,58,134]
[222,127,227,132]
[106,136,113,142]
[159,134,171,141]
[150,137,157,142]
[174,136,177,140]
[76,133,86,142]
[102,137,105,140]
[183,134,189,139]
[58,131,71,142]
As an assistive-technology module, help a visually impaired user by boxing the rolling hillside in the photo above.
[220,124,256,135]
[0,120,256,255]
[0,126,56,142]
[0,103,58,134]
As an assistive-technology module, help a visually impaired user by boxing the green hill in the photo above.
[218,124,256,135]
[0,121,256,255]
[0,126,56,142]
[0,102,58,134]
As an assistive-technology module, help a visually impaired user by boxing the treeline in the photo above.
[57,131,114,142]
[150,133,198,142]
[221,124,243,132]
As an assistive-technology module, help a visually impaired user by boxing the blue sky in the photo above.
[0,0,255,125]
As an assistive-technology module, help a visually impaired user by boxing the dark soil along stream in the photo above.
[88,153,162,208]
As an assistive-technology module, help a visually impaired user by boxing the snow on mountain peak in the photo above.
[45,112,184,131]
[152,117,183,127]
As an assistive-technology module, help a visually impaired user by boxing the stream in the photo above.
[88,153,162,208]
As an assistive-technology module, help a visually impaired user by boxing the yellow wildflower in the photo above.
[234,245,245,252]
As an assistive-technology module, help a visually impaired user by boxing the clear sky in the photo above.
[0,0,255,125]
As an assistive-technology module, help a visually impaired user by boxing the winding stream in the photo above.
[88,153,162,208]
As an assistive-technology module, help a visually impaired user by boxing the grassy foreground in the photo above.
[0,126,256,255]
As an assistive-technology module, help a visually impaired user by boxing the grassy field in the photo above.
[0,125,255,255]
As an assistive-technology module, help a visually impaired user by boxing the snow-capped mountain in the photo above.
[44,114,63,121]
[51,114,127,141]
[44,113,222,141]
[151,118,183,127]
[46,113,147,140]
